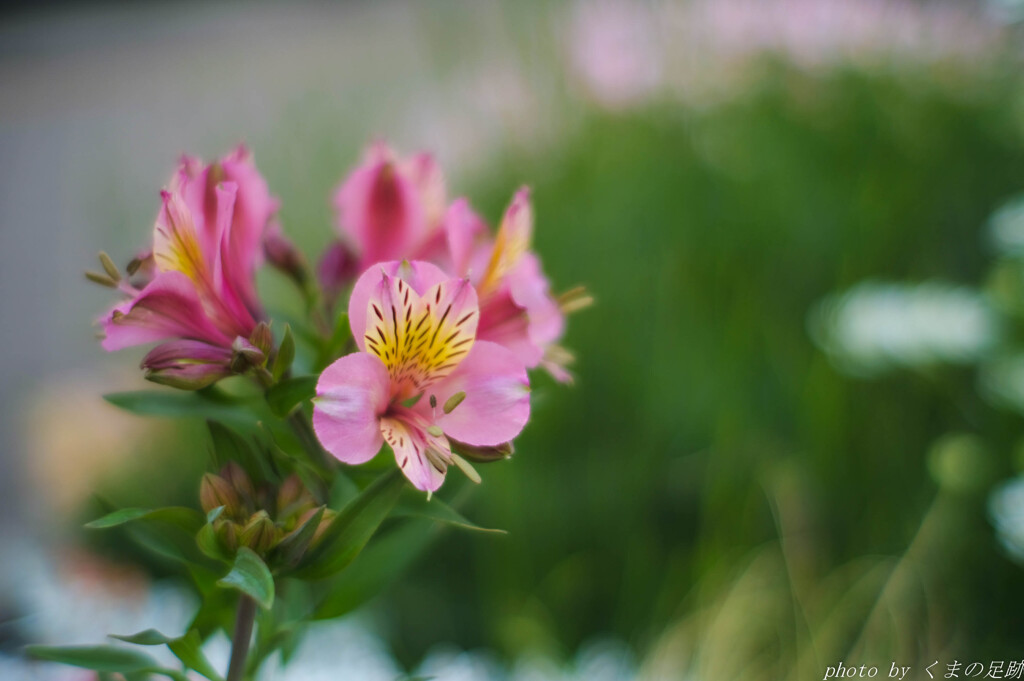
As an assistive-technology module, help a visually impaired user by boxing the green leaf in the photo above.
[314,519,437,619]
[207,420,270,483]
[109,629,173,646]
[111,629,222,680]
[217,547,275,610]
[272,324,296,382]
[393,494,507,534]
[167,629,224,681]
[271,506,325,570]
[88,501,213,570]
[86,507,204,532]
[26,644,157,672]
[104,390,252,423]
[295,470,406,580]
[265,375,317,417]
[196,522,232,563]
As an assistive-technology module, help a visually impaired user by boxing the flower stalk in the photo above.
[226,595,257,681]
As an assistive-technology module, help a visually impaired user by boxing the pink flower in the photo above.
[99,147,277,387]
[321,144,447,290]
[312,261,531,492]
[444,188,573,381]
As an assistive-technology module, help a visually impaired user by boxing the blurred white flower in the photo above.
[988,194,1024,256]
[417,645,505,681]
[259,619,401,681]
[989,476,1024,562]
[809,282,998,375]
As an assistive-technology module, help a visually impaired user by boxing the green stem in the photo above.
[226,595,257,681]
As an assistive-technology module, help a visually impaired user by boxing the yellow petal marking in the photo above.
[364,273,478,400]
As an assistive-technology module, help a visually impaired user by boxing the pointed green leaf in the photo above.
[104,390,252,423]
[109,629,173,646]
[26,644,157,672]
[272,324,296,382]
[87,502,213,569]
[265,375,317,417]
[393,494,506,534]
[314,519,437,620]
[86,507,204,532]
[217,547,275,610]
[167,629,224,681]
[295,469,406,580]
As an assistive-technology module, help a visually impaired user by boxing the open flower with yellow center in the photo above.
[312,260,531,492]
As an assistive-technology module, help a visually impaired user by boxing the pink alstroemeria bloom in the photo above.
[312,261,531,492]
[443,187,571,381]
[100,148,276,386]
[321,144,447,294]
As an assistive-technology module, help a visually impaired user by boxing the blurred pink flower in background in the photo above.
[566,0,1004,111]
[567,0,663,110]
[329,144,447,271]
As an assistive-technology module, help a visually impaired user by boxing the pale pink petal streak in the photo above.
[313,353,391,465]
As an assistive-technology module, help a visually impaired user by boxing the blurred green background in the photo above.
[6,2,1024,679]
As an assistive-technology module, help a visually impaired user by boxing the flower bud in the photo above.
[150,364,232,390]
[249,322,274,359]
[142,341,234,390]
[215,520,241,552]
[317,241,359,308]
[240,511,278,555]
[264,224,308,285]
[200,474,242,516]
[221,461,256,512]
[276,475,315,520]
[230,336,266,372]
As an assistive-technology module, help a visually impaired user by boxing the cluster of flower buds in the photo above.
[200,463,334,560]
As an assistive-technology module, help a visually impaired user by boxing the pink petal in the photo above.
[402,152,447,229]
[348,260,449,352]
[213,181,261,335]
[220,145,275,278]
[477,289,541,367]
[100,271,232,351]
[443,198,487,276]
[173,147,274,312]
[508,253,565,353]
[381,407,451,492]
[313,352,390,465]
[428,340,531,446]
[334,144,426,267]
